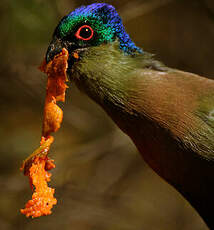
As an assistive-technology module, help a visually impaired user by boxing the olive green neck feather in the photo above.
[70,41,214,228]
[72,41,165,111]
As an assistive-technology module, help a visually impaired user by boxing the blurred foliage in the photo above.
[0,0,213,229]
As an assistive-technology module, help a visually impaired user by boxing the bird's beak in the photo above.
[45,37,64,63]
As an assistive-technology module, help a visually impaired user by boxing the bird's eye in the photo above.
[75,25,94,41]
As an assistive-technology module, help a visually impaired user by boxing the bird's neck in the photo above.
[72,42,158,110]
[72,43,214,228]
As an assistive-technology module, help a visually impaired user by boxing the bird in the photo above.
[45,3,214,229]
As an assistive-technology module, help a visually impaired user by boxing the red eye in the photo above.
[75,25,94,41]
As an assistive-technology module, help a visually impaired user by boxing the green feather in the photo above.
[71,41,214,161]
[72,41,165,107]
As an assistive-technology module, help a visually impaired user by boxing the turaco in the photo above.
[45,3,214,229]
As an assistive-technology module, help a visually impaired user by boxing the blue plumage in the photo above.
[60,3,143,54]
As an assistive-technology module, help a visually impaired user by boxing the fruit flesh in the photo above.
[20,48,69,218]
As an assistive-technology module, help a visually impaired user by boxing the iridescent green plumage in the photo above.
[54,3,142,54]
[59,14,114,47]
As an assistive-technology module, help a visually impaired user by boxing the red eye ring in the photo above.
[75,25,94,41]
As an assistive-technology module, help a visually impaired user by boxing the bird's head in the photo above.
[46,3,142,73]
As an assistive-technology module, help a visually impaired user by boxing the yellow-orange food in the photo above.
[21,48,69,218]
[40,48,69,137]
[20,156,57,217]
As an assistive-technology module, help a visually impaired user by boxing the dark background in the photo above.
[1,0,214,229]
